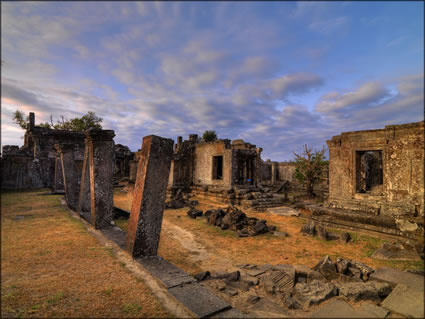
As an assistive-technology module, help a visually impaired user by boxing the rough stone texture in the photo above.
[313,255,339,280]
[168,282,231,318]
[53,155,64,192]
[381,284,424,318]
[261,267,295,294]
[1,112,85,190]
[338,281,392,302]
[83,129,115,229]
[293,280,338,309]
[78,143,91,214]
[137,256,196,288]
[54,143,84,211]
[126,135,174,257]
[370,267,424,292]
[326,121,424,225]
[371,241,422,261]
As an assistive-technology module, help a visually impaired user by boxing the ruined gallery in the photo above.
[1,111,424,318]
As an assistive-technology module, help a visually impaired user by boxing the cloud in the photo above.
[315,82,390,114]
[315,73,424,131]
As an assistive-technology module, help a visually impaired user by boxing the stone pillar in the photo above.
[78,143,91,215]
[29,112,35,131]
[54,144,82,211]
[271,162,277,184]
[176,136,183,151]
[53,155,64,192]
[84,129,115,229]
[126,135,174,257]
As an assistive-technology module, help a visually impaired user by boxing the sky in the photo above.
[1,1,424,161]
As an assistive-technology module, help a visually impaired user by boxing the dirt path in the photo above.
[162,219,235,272]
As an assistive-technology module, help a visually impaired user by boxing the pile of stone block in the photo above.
[200,205,276,237]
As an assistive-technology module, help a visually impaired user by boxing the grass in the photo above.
[114,191,424,274]
[1,189,172,318]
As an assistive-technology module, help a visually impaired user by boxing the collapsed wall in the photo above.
[1,113,85,190]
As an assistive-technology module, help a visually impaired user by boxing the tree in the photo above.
[293,144,328,198]
[12,110,28,129]
[12,110,103,131]
[202,130,217,142]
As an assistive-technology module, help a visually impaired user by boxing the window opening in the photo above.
[212,156,223,180]
[355,150,383,194]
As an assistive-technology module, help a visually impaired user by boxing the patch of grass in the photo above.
[1,189,172,318]
[46,292,65,305]
[122,303,142,314]
[102,287,113,296]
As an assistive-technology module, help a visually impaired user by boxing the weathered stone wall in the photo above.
[327,121,424,218]
[193,140,233,188]
[1,113,85,190]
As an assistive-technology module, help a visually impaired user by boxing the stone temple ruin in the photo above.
[1,112,424,318]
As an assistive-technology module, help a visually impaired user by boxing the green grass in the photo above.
[122,303,142,314]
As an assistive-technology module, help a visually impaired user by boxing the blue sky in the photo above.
[1,1,423,160]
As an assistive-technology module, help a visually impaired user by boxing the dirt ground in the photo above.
[114,189,424,276]
[1,190,172,318]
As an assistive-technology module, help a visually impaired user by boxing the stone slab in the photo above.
[267,206,300,217]
[370,267,424,291]
[168,282,231,318]
[210,307,246,318]
[381,284,424,318]
[137,256,196,288]
[309,299,371,318]
[244,269,266,277]
[358,302,389,318]
[100,225,127,249]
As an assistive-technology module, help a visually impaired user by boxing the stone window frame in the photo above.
[212,154,224,181]
[352,147,385,198]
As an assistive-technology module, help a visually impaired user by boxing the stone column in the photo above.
[78,143,91,215]
[271,162,277,184]
[85,129,115,229]
[54,144,81,211]
[53,155,64,192]
[126,135,174,257]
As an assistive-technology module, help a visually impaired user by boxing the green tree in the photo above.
[12,110,103,131]
[293,144,328,198]
[202,130,217,142]
[12,110,28,129]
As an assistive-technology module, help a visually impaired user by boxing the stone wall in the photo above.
[327,121,424,218]
[1,113,85,190]
[193,140,233,188]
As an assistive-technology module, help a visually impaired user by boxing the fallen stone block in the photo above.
[371,241,422,261]
[358,302,389,318]
[338,281,392,302]
[187,209,203,219]
[370,267,424,292]
[293,280,338,309]
[261,267,295,295]
[300,219,316,236]
[381,284,424,318]
[313,255,339,280]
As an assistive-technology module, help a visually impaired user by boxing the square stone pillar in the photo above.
[271,162,277,184]
[53,155,64,192]
[85,129,115,229]
[54,144,82,211]
[126,135,174,257]
[78,143,91,215]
